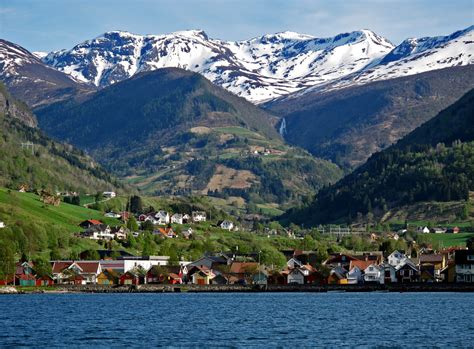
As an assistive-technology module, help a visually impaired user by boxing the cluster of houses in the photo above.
[2,248,473,287]
[76,208,238,241]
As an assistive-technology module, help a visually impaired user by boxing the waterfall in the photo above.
[279,118,287,137]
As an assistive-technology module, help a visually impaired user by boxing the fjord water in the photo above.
[1,293,473,347]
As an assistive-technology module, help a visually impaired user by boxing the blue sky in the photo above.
[0,0,473,52]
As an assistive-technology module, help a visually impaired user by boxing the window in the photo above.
[467,255,474,261]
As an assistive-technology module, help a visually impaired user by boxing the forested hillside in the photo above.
[284,89,474,225]
[268,65,474,169]
[35,68,342,208]
[0,83,120,193]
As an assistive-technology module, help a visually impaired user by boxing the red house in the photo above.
[36,275,54,286]
[119,271,142,285]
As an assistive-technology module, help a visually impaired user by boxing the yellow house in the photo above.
[97,269,118,285]
[327,267,348,285]
[190,266,215,285]
[419,254,446,280]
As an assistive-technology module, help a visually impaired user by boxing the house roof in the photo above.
[350,260,375,271]
[230,262,258,274]
[52,261,100,274]
[83,219,102,226]
[419,254,444,263]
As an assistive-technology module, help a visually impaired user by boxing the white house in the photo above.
[155,211,170,225]
[171,213,183,224]
[104,212,121,218]
[182,214,191,223]
[287,258,303,269]
[418,226,430,234]
[0,221,5,229]
[192,211,207,222]
[388,250,408,269]
[220,220,234,231]
[182,227,193,239]
[122,256,170,273]
[103,191,116,198]
[347,266,363,284]
[287,268,305,285]
[363,264,384,284]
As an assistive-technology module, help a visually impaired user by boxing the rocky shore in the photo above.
[2,283,474,294]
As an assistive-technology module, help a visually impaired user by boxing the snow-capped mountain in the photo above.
[41,29,394,103]
[0,39,92,107]
[40,26,474,103]
[305,25,474,94]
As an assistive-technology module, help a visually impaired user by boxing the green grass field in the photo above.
[0,188,120,232]
[424,233,474,248]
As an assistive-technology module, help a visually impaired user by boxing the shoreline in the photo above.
[2,283,474,294]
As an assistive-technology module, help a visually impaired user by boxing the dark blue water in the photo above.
[0,292,473,348]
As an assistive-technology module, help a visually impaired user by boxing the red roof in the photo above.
[52,261,100,274]
[350,260,376,271]
[88,219,102,225]
[230,262,258,274]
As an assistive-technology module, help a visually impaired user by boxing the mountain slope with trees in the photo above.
[284,88,474,225]
[0,82,120,193]
[35,68,342,208]
[267,65,474,169]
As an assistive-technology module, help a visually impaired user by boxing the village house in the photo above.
[182,214,191,224]
[182,227,193,239]
[139,214,159,225]
[155,211,170,225]
[219,220,234,231]
[417,226,430,234]
[328,266,348,284]
[187,265,216,285]
[97,269,119,285]
[363,264,384,284]
[121,256,172,273]
[0,221,5,229]
[192,211,207,222]
[388,250,408,269]
[104,212,121,219]
[287,264,317,285]
[119,269,145,285]
[147,265,182,284]
[324,253,357,271]
[230,262,259,284]
[447,227,461,234]
[102,191,116,198]
[52,261,102,284]
[154,227,176,238]
[383,263,397,284]
[419,254,446,281]
[455,250,474,283]
[79,219,103,229]
[347,266,363,284]
[395,260,420,283]
[171,213,183,224]
[287,257,303,269]
[81,224,114,240]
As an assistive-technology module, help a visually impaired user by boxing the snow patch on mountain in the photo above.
[40,26,474,103]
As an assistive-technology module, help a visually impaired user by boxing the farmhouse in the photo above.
[192,211,207,222]
[155,211,170,225]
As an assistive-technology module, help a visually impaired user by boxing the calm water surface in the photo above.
[0,292,473,348]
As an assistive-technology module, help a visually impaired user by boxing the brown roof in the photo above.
[419,254,444,263]
[350,260,376,271]
[230,262,258,274]
[52,261,100,274]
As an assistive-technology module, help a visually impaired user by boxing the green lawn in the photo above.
[0,188,120,232]
[424,233,474,248]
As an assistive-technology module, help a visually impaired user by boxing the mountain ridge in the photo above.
[38,26,473,103]
[35,67,342,207]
